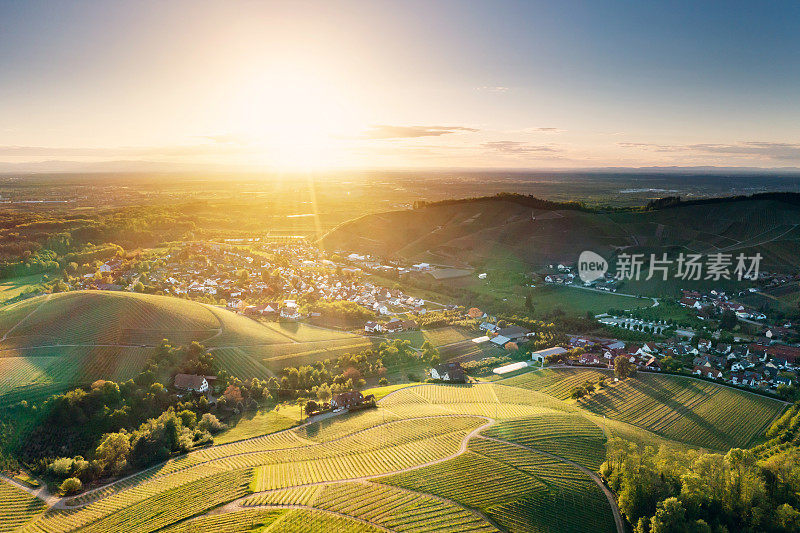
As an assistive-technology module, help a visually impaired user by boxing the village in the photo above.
[50,238,800,400]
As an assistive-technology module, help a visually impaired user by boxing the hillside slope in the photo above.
[0,291,365,405]
[320,196,800,271]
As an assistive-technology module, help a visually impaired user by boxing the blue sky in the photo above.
[0,0,798,170]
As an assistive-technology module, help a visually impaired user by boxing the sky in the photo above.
[0,0,799,171]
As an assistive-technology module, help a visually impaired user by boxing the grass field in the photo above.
[0,274,45,304]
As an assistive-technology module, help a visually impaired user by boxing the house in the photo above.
[698,339,712,351]
[364,321,382,333]
[383,319,404,333]
[173,373,209,393]
[331,391,365,409]
[430,362,466,382]
[643,357,661,371]
[579,353,602,366]
[281,300,301,319]
[680,297,703,309]
[641,342,659,354]
[479,322,498,332]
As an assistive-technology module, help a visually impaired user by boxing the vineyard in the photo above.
[502,367,612,399]
[483,412,607,469]
[576,372,786,450]
[241,481,497,532]
[0,479,46,533]
[3,375,787,531]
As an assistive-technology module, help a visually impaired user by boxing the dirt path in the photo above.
[478,435,625,533]
[0,473,59,507]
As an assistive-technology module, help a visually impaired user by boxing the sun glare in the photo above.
[231,63,361,170]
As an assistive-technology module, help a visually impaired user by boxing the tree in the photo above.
[719,309,738,331]
[305,400,319,415]
[197,413,225,434]
[615,355,635,380]
[316,383,332,404]
[223,385,243,404]
[649,497,688,533]
[60,477,83,495]
[94,431,130,476]
[378,377,389,386]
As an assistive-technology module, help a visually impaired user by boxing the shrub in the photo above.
[60,477,83,495]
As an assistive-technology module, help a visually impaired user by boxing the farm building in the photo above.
[173,373,210,393]
[530,346,568,362]
[331,391,364,409]
[430,362,466,383]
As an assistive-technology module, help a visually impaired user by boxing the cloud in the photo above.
[482,141,558,154]
[358,125,479,140]
[0,143,257,158]
[476,86,509,93]
[618,141,800,161]
[531,127,564,133]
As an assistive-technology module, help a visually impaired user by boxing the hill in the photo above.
[321,193,800,293]
[0,291,367,406]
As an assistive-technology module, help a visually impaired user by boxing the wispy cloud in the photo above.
[619,141,800,161]
[357,125,479,140]
[476,86,509,93]
[482,141,557,154]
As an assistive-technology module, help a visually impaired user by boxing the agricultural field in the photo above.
[504,368,786,450]
[576,372,786,450]
[389,326,476,348]
[242,481,497,532]
[483,412,607,469]
[0,274,45,304]
[0,479,46,533]
[5,375,787,532]
[502,367,612,400]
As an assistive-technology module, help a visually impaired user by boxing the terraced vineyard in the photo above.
[0,479,45,532]
[576,372,785,449]
[5,375,786,532]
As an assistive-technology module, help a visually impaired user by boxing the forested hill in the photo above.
[320,193,800,272]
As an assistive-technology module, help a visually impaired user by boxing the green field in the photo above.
[0,274,45,304]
